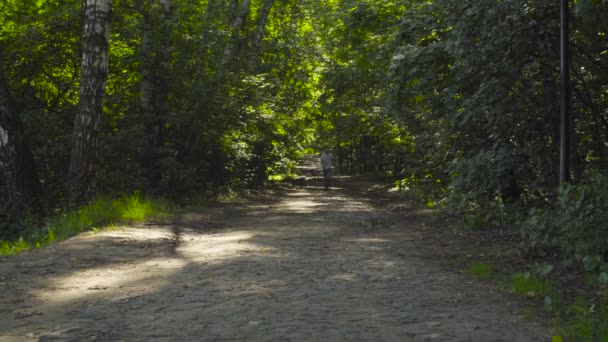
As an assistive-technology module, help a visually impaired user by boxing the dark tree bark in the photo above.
[140,0,172,189]
[0,48,41,219]
[194,0,219,81]
[67,0,112,206]
[541,66,561,186]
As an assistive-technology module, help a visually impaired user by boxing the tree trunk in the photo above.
[247,0,275,73]
[212,0,250,100]
[67,0,112,206]
[540,58,560,188]
[219,0,251,70]
[195,0,219,81]
[0,50,41,219]
[227,0,243,31]
[140,0,172,189]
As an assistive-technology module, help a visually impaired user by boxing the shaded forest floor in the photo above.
[0,158,551,341]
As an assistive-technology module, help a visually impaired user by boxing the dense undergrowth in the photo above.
[0,192,171,256]
[396,173,608,341]
[395,170,608,280]
[468,259,608,341]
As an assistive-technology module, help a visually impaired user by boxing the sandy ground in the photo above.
[0,164,550,341]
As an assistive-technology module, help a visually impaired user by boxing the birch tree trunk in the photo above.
[0,50,40,219]
[227,0,242,28]
[247,0,275,73]
[219,0,251,70]
[67,0,112,206]
[140,0,172,188]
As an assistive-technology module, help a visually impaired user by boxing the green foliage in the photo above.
[469,261,493,278]
[0,237,29,255]
[0,193,168,256]
[506,265,608,341]
[392,172,448,212]
[507,266,559,318]
[1,0,608,283]
[2,1,608,338]
[511,271,559,311]
[558,298,608,341]
[521,174,608,270]
[1,0,322,226]
[437,187,525,231]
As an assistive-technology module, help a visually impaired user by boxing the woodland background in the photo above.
[2,0,608,276]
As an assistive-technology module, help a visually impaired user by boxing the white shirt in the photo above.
[320,152,332,170]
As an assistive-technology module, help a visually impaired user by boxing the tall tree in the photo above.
[247,0,275,73]
[67,0,113,206]
[194,0,219,81]
[0,47,41,220]
[140,0,173,188]
[219,0,251,70]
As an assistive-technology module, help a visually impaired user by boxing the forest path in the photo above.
[1,160,549,341]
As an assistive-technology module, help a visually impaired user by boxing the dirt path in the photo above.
[0,165,549,341]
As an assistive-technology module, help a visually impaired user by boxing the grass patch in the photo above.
[508,267,608,340]
[557,296,608,341]
[469,261,494,278]
[0,192,170,256]
[511,271,555,299]
[511,270,562,315]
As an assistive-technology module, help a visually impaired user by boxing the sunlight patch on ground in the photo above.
[344,237,390,244]
[326,273,358,282]
[177,231,273,263]
[286,191,316,197]
[364,260,397,269]
[29,257,186,306]
[367,184,387,190]
[276,198,329,213]
[99,227,175,239]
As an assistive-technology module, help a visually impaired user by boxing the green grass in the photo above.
[553,296,608,341]
[0,192,170,256]
[469,261,494,278]
[511,271,560,313]
[512,271,553,296]
[506,270,605,341]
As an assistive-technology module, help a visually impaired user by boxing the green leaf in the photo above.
[575,0,593,17]
[544,295,552,310]
[582,255,602,271]
[597,272,608,285]
[537,263,553,276]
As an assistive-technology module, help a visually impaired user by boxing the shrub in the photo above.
[0,192,168,256]
[521,173,608,270]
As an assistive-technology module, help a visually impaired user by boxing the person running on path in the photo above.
[320,150,333,190]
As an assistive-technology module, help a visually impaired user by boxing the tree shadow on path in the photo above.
[0,166,550,342]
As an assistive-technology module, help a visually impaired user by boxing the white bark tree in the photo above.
[247,0,275,73]
[220,0,251,70]
[67,0,113,206]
